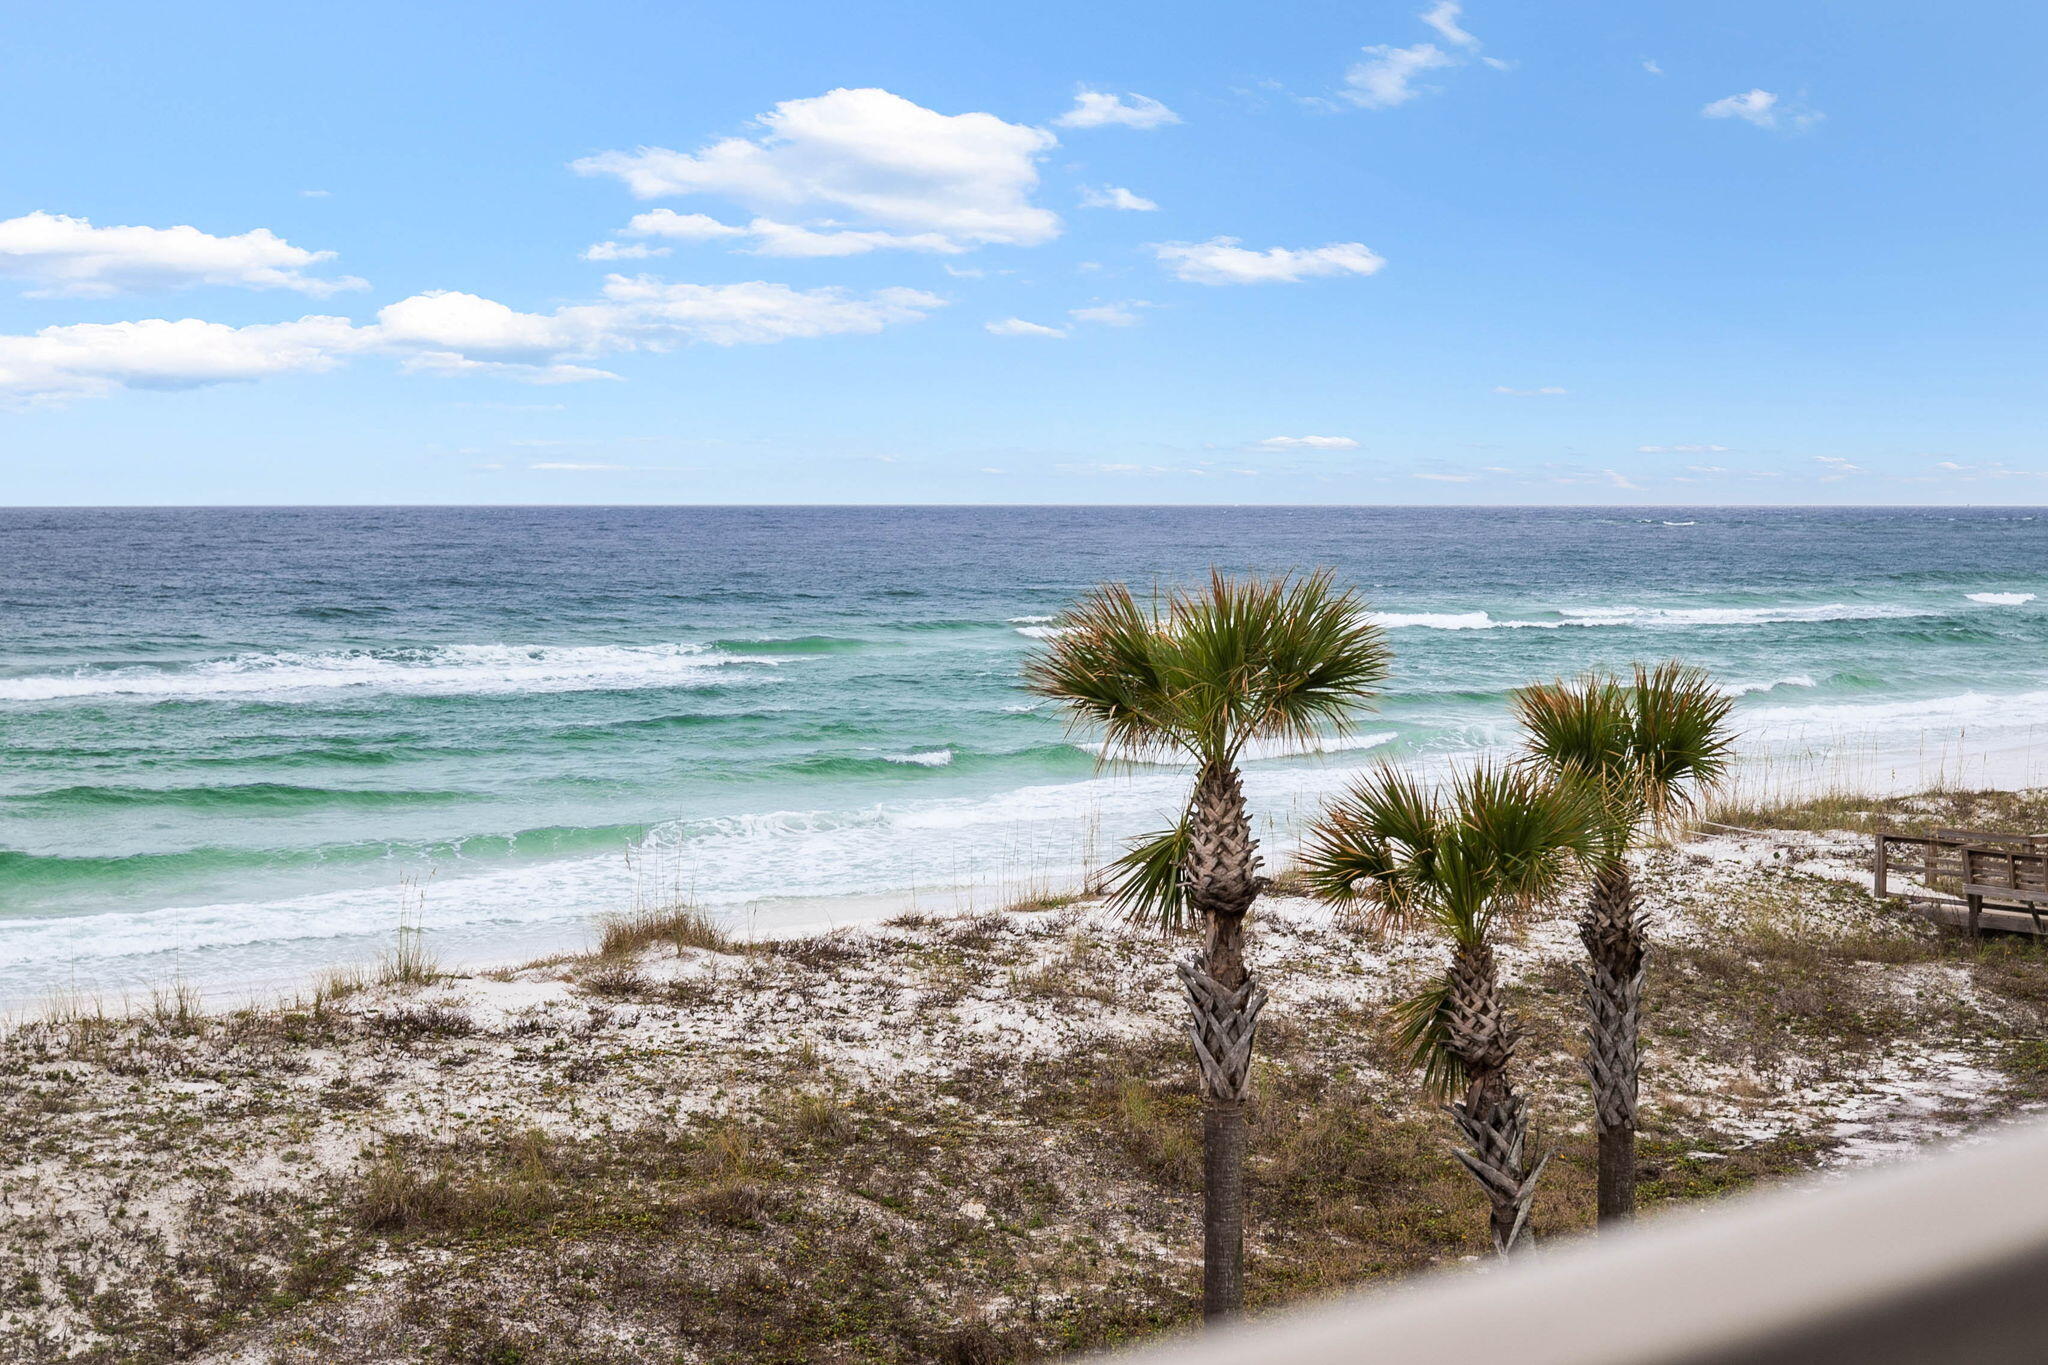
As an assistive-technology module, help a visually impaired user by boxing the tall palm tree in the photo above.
[1301,763,1599,1253]
[1026,569,1390,1322]
[1512,662,1735,1226]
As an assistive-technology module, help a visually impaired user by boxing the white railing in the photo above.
[1108,1116,2048,1364]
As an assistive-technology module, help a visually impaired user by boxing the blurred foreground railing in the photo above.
[1109,1116,2048,1364]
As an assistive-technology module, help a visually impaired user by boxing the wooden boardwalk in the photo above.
[1874,827,2048,935]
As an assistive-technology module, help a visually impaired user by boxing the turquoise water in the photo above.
[4,505,2047,1001]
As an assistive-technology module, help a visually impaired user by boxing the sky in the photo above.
[2,0,2044,506]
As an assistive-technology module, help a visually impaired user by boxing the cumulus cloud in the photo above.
[1814,456,1867,476]
[1078,185,1158,211]
[1493,385,1567,396]
[0,277,948,405]
[0,211,366,298]
[621,210,751,242]
[985,317,1067,338]
[1053,91,1180,130]
[0,315,365,403]
[1257,435,1359,450]
[574,88,1059,251]
[1703,88,1821,130]
[1154,237,1386,285]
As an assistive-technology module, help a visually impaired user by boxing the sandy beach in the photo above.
[7,786,2047,1361]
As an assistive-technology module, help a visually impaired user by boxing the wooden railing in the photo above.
[1108,1115,2048,1365]
[1872,827,2048,899]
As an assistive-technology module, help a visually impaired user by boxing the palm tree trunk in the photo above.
[1581,858,1645,1226]
[1443,941,1548,1253]
[1181,760,1265,1322]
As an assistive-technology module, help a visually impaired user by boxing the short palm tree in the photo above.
[1026,569,1390,1322]
[1300,763,1599,1253]
[1512,662,1735,1225]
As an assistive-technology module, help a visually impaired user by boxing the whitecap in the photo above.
[1014,625,1074,639]
[1967,592,2036,606]
[0,642,781,703]
[1007,615,1058,624]
[884,749,954,767]
[1718,674,1819,698]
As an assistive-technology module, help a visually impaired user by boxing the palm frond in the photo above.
[1512,660,1738,840]
[1100,819,1194,931]
[1389,978,1466,1100]
[1295,765,1441,929]
[1028,571,1391,769]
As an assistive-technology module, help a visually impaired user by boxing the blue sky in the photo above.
[2,1,2042,505]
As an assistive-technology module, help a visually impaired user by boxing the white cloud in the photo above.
[1154,237,1386,285]
[1604,469,1643,490]
[1815,456,1867,477]
[1419,1,1479,47]
[985,317,1067,338]
[1342,43,1457,108]
[1702,89,1778,126]
[1638,443,1729,454]
[593,275,947,346]
[1686,464,1728,474]
[1703,88,1821,130]
[1078,185,1158,212]
[1258,435,1359,450]
[0,211,366,298]
[1069,302,1145,326]
[299,189,333,198]
[623,209,751,242]
[582,241,672,261]
[1414,472,1477,482]
[574,88,1059,250]
[1053,91,1180,130]
[737,219,963,257]
[0,315,364,402]
[0,277,947,404]
[1642,59,1664,76]
[530,462,628,471]
[1493,385,1567,396]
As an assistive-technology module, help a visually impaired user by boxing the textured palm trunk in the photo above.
[1181,760,1265,1322]
[1581,857,1645,1226]
[1443,941,1549,1254]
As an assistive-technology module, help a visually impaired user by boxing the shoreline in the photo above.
[10,746,2048,1021]
[7,786,2046,1359]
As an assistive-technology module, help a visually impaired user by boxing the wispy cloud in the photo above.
[1078,185,1158,212]
[1493,384,1567,396]
[1257,435,1359,450]
[1053,90,1181,130]
[1703,88,1823,131]
[1638,443,1728,454]
[985,317,1067,338]
[1154,237,1385,285]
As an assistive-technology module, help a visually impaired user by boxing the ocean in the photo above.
[4,505,2046,1005]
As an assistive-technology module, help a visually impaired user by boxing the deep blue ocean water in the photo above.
[5,505,2047,1001]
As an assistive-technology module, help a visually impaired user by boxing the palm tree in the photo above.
[1026,569,1390,1322]
[1300,763,1599,1253]
[1512,662,1735,1226]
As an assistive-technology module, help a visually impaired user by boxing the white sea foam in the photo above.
[1013,625,1074,639]
[1007,615,1058,624]
[1967,592,2036,606]
[1719,674,1819,698]
[884,749,953,767]
[1558,603,1928,628]
[0,643,781,703]
[1078,730,1400,764]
